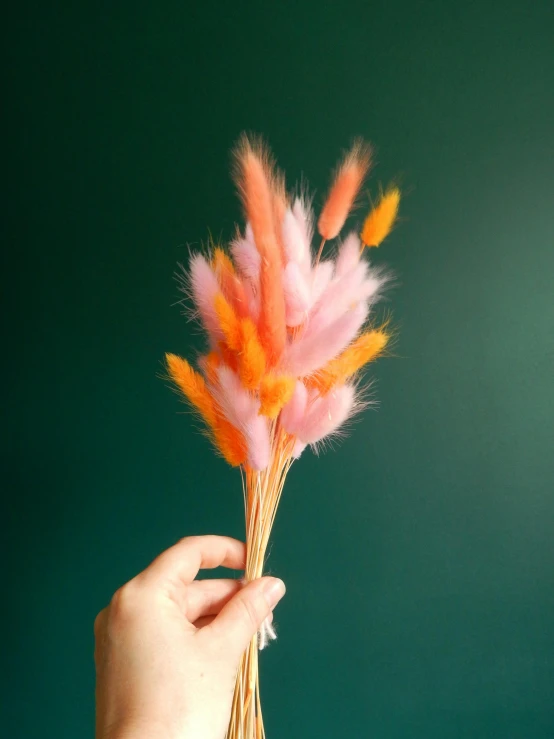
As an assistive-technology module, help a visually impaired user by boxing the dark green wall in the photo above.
[5,1,554,736]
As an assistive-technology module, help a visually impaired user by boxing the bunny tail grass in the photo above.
[318,139,372,241]
[233,135,287,365]
[360,186,401,247]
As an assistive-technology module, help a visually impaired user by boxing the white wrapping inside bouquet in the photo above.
[258,616,277,650]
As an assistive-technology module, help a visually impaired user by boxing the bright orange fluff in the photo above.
[165,353,217,426]
[259,374,295,418]
[306,329,390,394]
[318,140,372,240]
[213,248,249,318]
[238,318,266,390]
[214,293,242,352]
[360,187,401,247]
[165,352,247,467]
[212,415,248,467]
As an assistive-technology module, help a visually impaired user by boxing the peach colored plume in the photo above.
[318,139,372,240]
[233,135,286,365]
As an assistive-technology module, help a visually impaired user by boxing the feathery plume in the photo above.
[214,292,242,352]
[233,135,286,364]
[165,353,247,466]
[293,384,357,444]
[259,374,296,419]
[284,301,368,377]
[360,186,401,247]
[306,328,390,394]
[165,353,217,426]
[213,247,249,317]
[318,139,372,240]
[237,318,266,389]
[189,254,223,342]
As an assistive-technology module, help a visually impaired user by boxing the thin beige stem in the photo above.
[315,237,326,266]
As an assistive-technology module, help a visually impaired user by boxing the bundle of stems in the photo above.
[164,133,401,739]
[228,426,293,739]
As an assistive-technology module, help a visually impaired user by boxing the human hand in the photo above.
[94,535,286,739]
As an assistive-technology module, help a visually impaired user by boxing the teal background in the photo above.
[4,1,554,737]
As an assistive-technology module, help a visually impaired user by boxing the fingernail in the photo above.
[262,578,286,608]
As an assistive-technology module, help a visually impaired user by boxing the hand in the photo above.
[94,535,286,739]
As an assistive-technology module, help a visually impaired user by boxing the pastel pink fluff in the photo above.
[214,366,270,470]
[280,380,308,436]
[335,232,361,276]
[282,207,310,267]
[294,384,356,444]
[230,230,261,282]
[310,260,334,306]
[292,197,314,256]
[189,254,223,342]
[282,261,311,326]
[305,262,368,338]
[283,301,368,377]
[244,414,271,470]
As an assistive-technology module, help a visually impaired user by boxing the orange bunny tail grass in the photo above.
[238,318,267,390]
[258,256,287,366]
[318,139,373,241]
[232,134,287,365]
[360,185,401,248]
[212,415,248,467]
[165,353,247,466]
[306,327,391,394]
[213,248,249,318]
[215,292,242,352]
[259,374,295,419]
[165,353,217,426]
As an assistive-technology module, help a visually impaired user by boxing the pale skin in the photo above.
[94,535,286,739]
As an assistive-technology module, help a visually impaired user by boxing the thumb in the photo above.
[206,576,286,657]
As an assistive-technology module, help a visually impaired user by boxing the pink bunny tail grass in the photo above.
[244,414,271,470]
[310,260,334,306]
[294,384,357,445]
[280,380,309,436]
[317,139,373,240]
[335,232,361,276]
[230,234,261,282]
[283,261,311,326]
[292,195,315,256]
[284,301,369,377]
[282,207,310,267]
[305,262,371,338]
[212,365,270,470]
[189,254,224,342]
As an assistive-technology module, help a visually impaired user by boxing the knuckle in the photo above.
[179,534,198,546]
[109,582,140,622]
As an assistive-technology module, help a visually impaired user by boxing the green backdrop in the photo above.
[5,1,554,736]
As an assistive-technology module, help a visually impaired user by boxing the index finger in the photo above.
[138,535,246,588]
